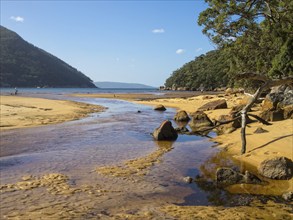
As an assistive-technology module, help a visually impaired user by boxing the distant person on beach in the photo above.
[14,87,18,95]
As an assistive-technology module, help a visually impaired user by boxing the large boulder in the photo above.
[154,104,166,111]
[258,157,293,180]
[198,99,228,111]
[174,110,190,121]
[152,120,178,141]
[189,111,213,132]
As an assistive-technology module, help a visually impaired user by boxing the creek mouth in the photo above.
[0,95,282,217]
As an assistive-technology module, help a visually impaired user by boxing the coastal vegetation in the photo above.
[0,26,96,88]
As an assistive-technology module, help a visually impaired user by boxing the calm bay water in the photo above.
[0,89,242,218]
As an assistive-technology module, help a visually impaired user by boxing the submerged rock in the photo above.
[154,104,166,111]
[152,120,178,141]
[258,157,293,180]
[183,176,193,184]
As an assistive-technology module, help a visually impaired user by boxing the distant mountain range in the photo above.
[0,26,96,88]
[94,81,156,89]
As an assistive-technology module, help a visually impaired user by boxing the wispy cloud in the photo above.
[196,48,202,52]
[10,16,24,22]
[152,28,165,34]
[176,49,185,54]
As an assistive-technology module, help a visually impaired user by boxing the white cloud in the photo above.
[10,16,24,22]
[196,48,203,52]
[176,49,185,54]
[152,28,165,34]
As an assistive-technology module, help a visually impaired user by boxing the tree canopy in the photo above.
[165,0,292,90]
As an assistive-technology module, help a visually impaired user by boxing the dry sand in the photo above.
[0,95,104,130]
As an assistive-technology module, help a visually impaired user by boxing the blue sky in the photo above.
[1,0,215,87]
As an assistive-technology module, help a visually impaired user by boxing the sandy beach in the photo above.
[0,95,104,130]
[1,92,292,219]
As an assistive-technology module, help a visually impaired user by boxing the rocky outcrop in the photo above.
[174,110,190,121]
[152,120,178,141]
[258,157,293,180]
[216,168,262,186]
[260,85,293,121]
[189,111,213,132]
[154,104,166,111]
[198,99,228,111]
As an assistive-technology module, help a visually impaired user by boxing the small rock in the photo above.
[254,127,269,134]
[137,110,141,113]
[183,176,193,184]
[282,191,293,201]
[22,175,33,181]
[174,110,190,121]
[154,105,166,111]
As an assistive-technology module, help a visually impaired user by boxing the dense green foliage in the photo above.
[0,26,96,88]
[165,0,292,90]
[165,49,229,90]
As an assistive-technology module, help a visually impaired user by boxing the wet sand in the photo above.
[1,92,292,219]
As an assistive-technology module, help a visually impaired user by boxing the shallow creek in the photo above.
[0,96,276,219]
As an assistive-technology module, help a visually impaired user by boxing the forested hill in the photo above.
[165,49,229,90]
[0,26,96,88]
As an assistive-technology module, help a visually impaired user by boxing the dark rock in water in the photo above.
[189,111,213,132]
[254,127,269,134]
[216,168,243,186]
[152,120,178,141]
[174,110,190,121]
[137,110,141,113]
[154,104,166,111]
[216,168,262,186]
[258,157,293,180]
[282,191,293,201]
[198,99,228,111]
[183,176,193,184]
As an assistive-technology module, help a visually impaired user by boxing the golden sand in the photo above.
[0,95,104,130]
